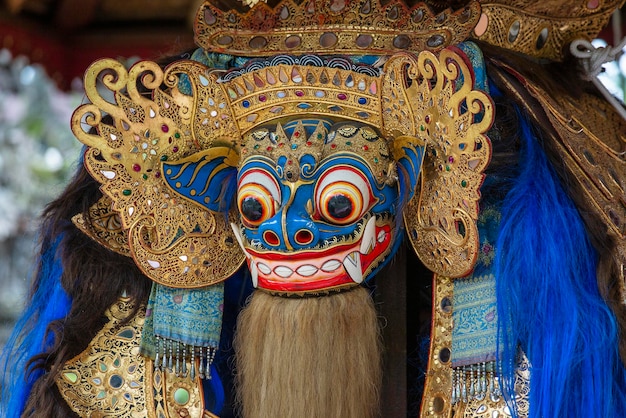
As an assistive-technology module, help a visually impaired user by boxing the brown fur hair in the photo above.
[234,286,383,418]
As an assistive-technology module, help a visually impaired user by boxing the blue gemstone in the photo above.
[358,97,367,105]
[297,103,311,109]
[291,144,298,150]
[242,100,250,108]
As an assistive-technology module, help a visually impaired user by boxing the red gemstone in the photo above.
[259,95,267,102]
[306,141,312,146]
[155,171,161,178]
[133,164,141,172]
[331,144,337,149]
[363,145,369,151]
[294,131,301,137]
[425,115,431,123]
[173,147,179,153]
[337,93,347,100]
[161,124,169,133]
[267,146,273,151]
[295,90,304,97]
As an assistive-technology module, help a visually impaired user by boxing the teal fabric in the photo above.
[140,281,224,358]
[451,205,502,367]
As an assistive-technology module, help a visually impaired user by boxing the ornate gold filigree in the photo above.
[72,195,131,257]
[391,49,493,278]
[56,299,150,416]
[72,59,245,288]
[421,274,455,417]
[147,360,206,418]
[195,0,481,57]
[57,299,208,418]
[474,0,625,61]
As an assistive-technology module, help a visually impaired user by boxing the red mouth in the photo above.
[241,221,393,294]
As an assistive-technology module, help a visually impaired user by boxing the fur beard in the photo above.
[234,286,382,418]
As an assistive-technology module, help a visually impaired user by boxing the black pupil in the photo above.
[241,197,264,221]
[327,194,353,219]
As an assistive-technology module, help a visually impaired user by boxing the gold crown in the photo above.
[194,0,481,56]
[473,0,625,60]
[221,56,384,136]
[194,0,625,61]
[240,119,396,186]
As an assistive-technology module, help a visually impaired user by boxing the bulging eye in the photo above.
[237,169,281,227]
[316,166,373,225]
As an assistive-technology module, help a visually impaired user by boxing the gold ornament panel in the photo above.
[474,0,624,60]
[195,0,481,57]
[56,299,150,416]
[57,299,207,418]
[391,49,493,278]
[72,195,131,257]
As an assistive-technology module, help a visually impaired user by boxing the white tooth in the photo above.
[321,259,342,272]
[274,266,294,278]
[377,230,386,243]
[296,264,318,277]
[250,261,258,288]
[360,217,377,255]
[230,223,249,257]
[343,251,363,283]
[257,262,272,275]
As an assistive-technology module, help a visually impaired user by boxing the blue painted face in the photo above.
[231,119,406,294]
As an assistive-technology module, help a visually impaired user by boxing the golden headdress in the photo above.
[71,0,625,287]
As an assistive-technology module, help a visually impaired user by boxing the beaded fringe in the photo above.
[451,361,502,405]
[154,336,217,380]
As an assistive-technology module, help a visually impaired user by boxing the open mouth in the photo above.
[231,216,393,293]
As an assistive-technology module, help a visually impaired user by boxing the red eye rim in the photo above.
[237,168,281,228]
[237,185,275,227]
[314,166,373,225]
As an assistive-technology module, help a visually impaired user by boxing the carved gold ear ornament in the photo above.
[386,48,494,278]
[71,59,246,288]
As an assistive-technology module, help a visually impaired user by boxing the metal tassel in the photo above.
[451,367,459,405]
[207,347,215,380]
[168,339,173,372]
[154,336,161,371]
[182,344,187,377]
[161,338,168,370]
[198,346,205,379]
[190,347,196,380]
[480,362,487,395]
[175,341,181,376]
[461,366,468,403]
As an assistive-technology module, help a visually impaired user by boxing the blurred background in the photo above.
[0,0,202,344]
[0,0,625,348]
